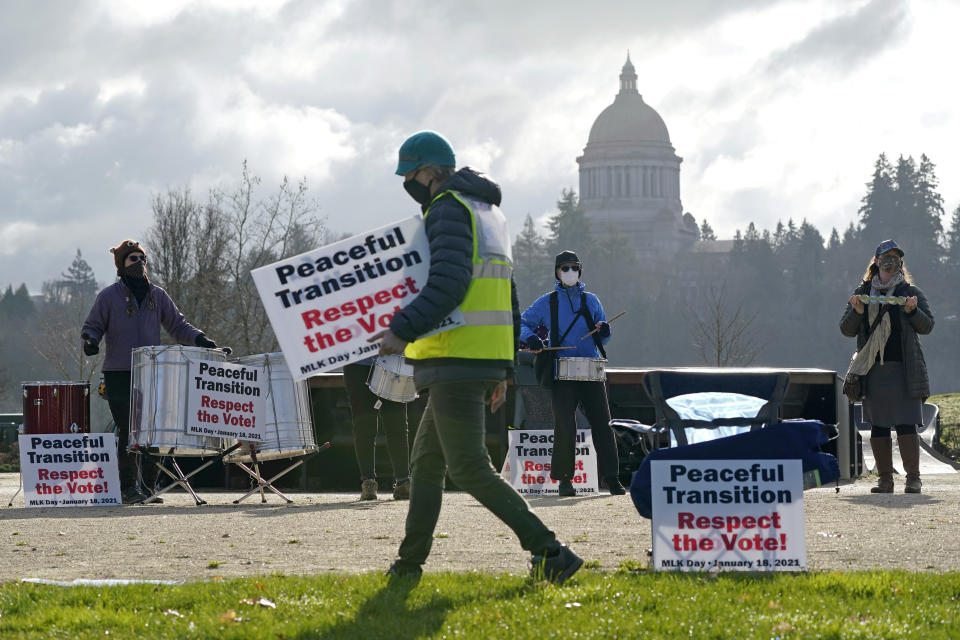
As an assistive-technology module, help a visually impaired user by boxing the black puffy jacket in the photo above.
[390,168,519,386]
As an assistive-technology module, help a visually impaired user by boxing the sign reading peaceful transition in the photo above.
[19,433,122,508]
[501,429,599,496]
[252,217,463,380]
[186,360,267,441]
[651,459,806,572]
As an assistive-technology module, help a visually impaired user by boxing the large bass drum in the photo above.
[22,381,90,434]
[130,345,226,456]
[224,352,317,463]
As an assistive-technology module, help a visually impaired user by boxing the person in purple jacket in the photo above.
[81,239,227,504]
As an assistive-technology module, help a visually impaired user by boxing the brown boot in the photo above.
[870,437,894,493]
[898,433,922,494]
[360,478,378,500]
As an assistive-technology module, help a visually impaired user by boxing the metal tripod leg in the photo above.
[232,458,303,504]
[7,471,23,507]
[144,443,242,506]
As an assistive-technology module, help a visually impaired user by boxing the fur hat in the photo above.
[110,239,146,270]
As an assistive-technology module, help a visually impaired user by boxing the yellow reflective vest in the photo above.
[404,191,514,362]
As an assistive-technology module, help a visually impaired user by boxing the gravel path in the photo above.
[2,472,959,583]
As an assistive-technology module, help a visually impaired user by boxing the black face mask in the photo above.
[404,178,433,206]
[120,262,148,280]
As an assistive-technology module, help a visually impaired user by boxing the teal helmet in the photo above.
[395,130,456,176]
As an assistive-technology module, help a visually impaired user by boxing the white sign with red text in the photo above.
[19,433,122,507]
[251,216,464,380]
[500,429,598,495]
[186,360,266,441]
[651,459,806,571]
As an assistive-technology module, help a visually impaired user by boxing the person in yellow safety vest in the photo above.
[375,130,583,584]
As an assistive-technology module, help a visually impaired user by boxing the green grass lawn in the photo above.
[929,393,960,456]
[2,570,959,639]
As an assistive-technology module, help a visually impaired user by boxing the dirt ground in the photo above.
[2,471,959,583]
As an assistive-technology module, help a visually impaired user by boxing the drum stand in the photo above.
[231,441,331,504]
[142,442,242,506]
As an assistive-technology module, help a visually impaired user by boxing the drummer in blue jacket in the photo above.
[519,250,624,496]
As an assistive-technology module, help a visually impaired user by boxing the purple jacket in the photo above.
[81,281,204,371]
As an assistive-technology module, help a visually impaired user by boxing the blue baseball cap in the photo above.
[875,239,904,257]
[395,131,456,176]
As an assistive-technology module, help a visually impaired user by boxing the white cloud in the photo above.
[1,0,959,293]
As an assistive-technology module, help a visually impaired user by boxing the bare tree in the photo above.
[690,285,763,367]
[144,162,327,356]
[28,251,103,381]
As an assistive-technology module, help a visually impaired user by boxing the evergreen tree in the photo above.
[511,214,551,304]
[61,249,99,302]
[699,219,717,241]
[945,205,960,271]
[546,188,592,258]
[901,154,944,282]
[827,228,841,251]
[1,284,36,318]
[858,153,897,241]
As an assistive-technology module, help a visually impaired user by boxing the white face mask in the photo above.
[559,270,580,287]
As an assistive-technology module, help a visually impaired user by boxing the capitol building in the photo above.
[576,55,701,262]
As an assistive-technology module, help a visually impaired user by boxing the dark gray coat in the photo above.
[389,168,520,388]
[839,280,934,398]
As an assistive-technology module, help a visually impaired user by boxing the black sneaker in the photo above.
[121,487,145,505]
[605,476,626,495]
[530,545,583,585]
[392,479,411,500]
[557,480,576,497]
[386,561,422,584]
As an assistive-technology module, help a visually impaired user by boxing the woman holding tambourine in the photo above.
[840,239,934,494]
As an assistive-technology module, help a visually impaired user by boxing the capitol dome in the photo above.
[576,54,693,260]
[587,57,671,146]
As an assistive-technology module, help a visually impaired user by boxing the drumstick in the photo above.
[580,311,627,340]
[519,346,576,352]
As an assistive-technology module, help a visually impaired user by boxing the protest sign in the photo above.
[19,433,122,507]
[251,216,463,380]
[186,360,266,441]
[501,429,598,495]
[651,459,806,571]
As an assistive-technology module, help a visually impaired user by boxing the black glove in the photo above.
[525,336,546,351]
[596,322,611,338]
[195,334,218,349]
[82,337,99,356]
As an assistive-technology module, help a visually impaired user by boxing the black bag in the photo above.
[534,350,556,388]
[842,374,863,403]
[534,292,560,389]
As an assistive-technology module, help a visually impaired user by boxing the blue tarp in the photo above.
[629,420,840,519]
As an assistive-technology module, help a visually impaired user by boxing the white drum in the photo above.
[130,345,226,456]
[555,357,607,382]
[224,353,317,463]
[366,355,417,403]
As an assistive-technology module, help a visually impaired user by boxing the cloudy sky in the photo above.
[2,0,958,294]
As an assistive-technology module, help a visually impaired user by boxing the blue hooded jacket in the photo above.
[519,281,610,358]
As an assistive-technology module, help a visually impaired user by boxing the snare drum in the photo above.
[555,357,607,382]
[22,381,90,434]
[130,345,226,456]
[224,353,317,463]
[366,355,417,403]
